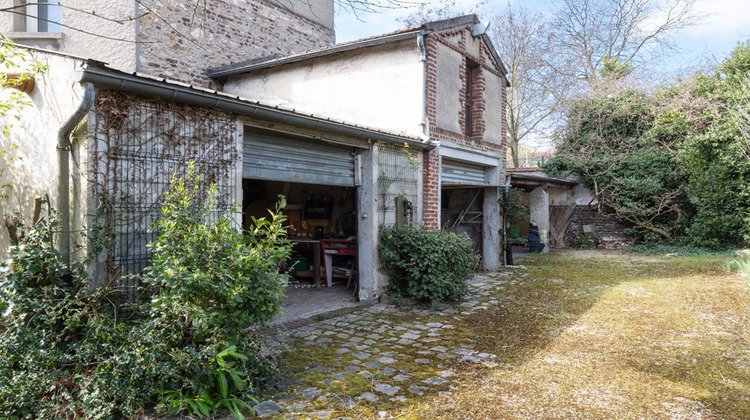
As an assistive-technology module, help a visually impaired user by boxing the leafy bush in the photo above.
[0,165,290,419]
[379,226,480,307]
[724,249,750,283]
[144,163,289,338]
[569,232,600,249]
[545,42,750,248]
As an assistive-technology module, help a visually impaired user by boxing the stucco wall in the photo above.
[435,42,462,134]
[2,0,137,73]
[0,51,87,255]
[549,186,570,206]
[137,0,334,88]
[223,40,426,138]
[483,67,505,145]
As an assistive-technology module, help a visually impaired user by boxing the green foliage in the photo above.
[379,226,480,308]
[144,163,290,338]
[569,232,600,249]
[545,90,692,241]
[0,166,289,418]
[598,54,633,81]
[724,249,750,283]
[547,43,750,248]
[501,188,529,247]
[680,42,750,246]
[501,187,528,226]
[158,346,255,420]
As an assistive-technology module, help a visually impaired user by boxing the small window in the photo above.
[19,0,62,32]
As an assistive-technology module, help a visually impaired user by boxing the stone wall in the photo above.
[565,206,635,249]
[136,0,335,88]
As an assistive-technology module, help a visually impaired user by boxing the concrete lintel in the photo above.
[440,142,503,167]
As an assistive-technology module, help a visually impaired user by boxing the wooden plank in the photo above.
[549,204,576,248]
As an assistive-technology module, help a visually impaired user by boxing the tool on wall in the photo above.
[395,195,413,227]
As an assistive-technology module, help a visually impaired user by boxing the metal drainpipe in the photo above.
[57,82,95,267]
[417,31,428,138]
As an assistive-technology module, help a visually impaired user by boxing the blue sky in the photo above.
[334,0,749,73]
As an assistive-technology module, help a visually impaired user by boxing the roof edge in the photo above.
[207,30,421,79]
[73,65,435,150]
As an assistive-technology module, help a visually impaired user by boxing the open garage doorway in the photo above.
[441,187,484,253]
[242,127,366,324]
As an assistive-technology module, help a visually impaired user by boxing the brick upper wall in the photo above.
[426,27,506,154]
[136,0,334,88]
[422,26,509,230]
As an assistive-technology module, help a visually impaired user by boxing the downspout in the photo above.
[57,82,95,266]
[417,30,428,138]
[503,176,512,266]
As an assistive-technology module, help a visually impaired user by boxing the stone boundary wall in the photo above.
[565,205,635,249]
[137,0,334,88]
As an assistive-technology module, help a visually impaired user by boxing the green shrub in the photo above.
[379,226,480,307]
[0,165,290,419]
[569,232,600,249]
[724,249,750,284]
[144,163,290,339]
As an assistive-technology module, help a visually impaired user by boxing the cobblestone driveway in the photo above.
[254,271,517,419]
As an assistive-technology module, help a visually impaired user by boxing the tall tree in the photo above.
[490,5,570,168]
[551,0,700,91]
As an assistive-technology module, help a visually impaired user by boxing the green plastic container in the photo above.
[510,224,521,238]
[289,257,309,271]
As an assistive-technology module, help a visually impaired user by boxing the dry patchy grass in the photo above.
[413,252,750,419]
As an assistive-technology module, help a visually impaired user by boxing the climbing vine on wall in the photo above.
[90,89,239,291]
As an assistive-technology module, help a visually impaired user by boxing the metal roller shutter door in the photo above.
[441,159,486,185]
[244,130,355,186]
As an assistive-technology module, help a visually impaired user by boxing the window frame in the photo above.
[18,0,62,33]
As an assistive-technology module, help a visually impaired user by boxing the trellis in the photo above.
[377,145,420,227]
[90,90,238,294]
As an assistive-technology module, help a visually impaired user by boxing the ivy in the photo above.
[546,41,750,247]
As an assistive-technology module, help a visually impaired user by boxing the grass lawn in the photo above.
[411,251,750,419]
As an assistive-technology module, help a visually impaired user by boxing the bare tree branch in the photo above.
[489,5,572,168]
[551,0,700,91]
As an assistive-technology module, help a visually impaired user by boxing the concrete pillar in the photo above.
[357,145,379,303]
[482,186,501,270]
[530,184,550,254]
